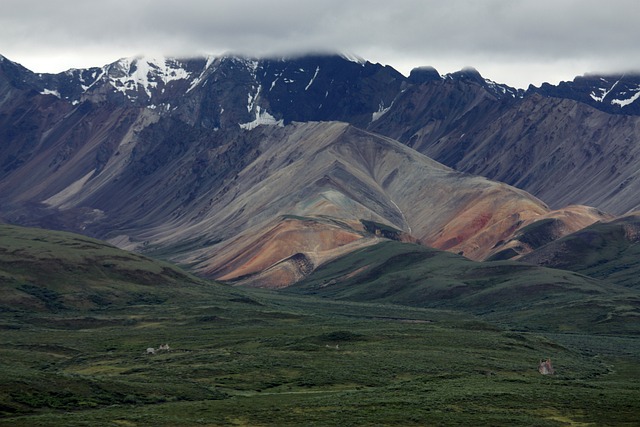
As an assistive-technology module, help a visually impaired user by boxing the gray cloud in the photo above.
[1,0,639,88]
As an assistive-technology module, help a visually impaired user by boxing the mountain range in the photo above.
[1,52,639,286]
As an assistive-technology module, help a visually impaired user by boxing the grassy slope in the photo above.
[288,240,640,334]
[521,214,640,289]
[0,225,639,425]
[0,224,236,311]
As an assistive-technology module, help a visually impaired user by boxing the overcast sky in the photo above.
[1,0,639,88]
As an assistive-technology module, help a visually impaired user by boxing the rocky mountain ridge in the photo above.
[530,73,640,115]
[0,52,637,285]
[0,55,640,214]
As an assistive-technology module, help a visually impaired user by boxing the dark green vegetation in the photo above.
[521,214,640,289]
[1,225,639,425]
[0,224,218,312]
[290,240,640,335]
[487,218,565,261]
[360,219,404,240]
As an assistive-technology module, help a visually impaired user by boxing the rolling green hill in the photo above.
[0,223,238,312]
[288,240,640,334]
[1,224,639,425]
[521,213,640,289]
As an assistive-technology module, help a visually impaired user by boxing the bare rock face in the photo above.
[113,120,560,284]
[368,75,640,215]
[170,122,552,284]
[0,52,631,287]
[0,100,590,287]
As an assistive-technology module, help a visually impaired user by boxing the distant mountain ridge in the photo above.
[4,53,640,116]
[530,73,640,115]
[0,51,638,284]
[3,52,640,214]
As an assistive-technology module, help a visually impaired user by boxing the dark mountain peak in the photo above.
[249,54,405,126]
[0,53,40,90]
[528,72,640,115]
[0,53,17,68]
[448,66,484,84]
[216,54,259,69]
[339,52,367,65]
[443,67,521,98]
[408,66,441,84]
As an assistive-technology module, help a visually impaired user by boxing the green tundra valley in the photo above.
[1,225,638,426]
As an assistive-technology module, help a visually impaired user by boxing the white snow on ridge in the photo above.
[305,66,320,91]
[340,53,366,65]
[590,78,621,102]
[108,56,191,98]
[484,79,519,97]
[80,69,105,93]
[187,55,217,93]
[590,89,607,102]
[40,88,61,98]
[247,85,262,112]
[611,86,640,107]
[371,101,391,122]
[239,106,284,130]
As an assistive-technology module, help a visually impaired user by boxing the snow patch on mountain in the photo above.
[305,66,320,91]
[590,78,620,102]
[187,55,216,93]
[240,106,284,130]
[589,78,640,108]
[372,102,391,122]
[107,56,191,98]
[80,70,105,93]
[247,85,262,112]
[611,87,640,107]
[484,79,521,98]
[40,88,61,98]
[270,71,284,91]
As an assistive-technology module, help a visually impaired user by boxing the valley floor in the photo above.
[1,290,638,426]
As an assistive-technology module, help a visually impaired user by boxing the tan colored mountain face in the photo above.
[423,190,546,259]
[203,218,367,281]
[201,217,382,289]
[0,106,607,287]
[117,121,604,286]
[484,205,613,260]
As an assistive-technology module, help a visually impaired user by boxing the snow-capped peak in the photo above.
[106,55,191,99]
[340,53,367,66]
